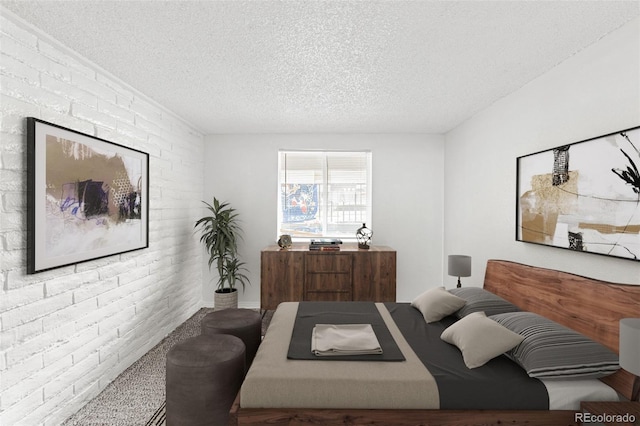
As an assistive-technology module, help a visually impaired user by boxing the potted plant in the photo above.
[194,197,250,310]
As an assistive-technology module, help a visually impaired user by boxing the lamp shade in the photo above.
[448,255,471,277]
[620,318,640,376]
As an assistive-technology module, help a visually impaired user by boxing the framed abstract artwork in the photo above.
[516,126,640,261]
[27,118,149,273]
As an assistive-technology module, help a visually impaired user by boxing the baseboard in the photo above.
[201,301,260,309]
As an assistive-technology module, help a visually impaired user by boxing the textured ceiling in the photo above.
[2,1,639,135]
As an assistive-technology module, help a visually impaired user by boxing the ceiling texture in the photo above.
[2,1,639,135]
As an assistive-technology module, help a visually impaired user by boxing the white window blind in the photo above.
[278,150,372,240]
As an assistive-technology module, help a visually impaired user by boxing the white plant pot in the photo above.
[214,288,238,310]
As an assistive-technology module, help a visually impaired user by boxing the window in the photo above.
[278,150,372,240]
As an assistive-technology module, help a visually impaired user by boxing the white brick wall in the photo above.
[1,10,204,426]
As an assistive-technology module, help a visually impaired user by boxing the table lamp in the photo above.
[620,318,640,401]
[448,255,471,288]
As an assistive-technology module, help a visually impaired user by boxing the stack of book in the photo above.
[309,238,342,251]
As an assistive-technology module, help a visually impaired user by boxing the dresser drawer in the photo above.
[305,291,352,302]
[305,253,352,273]
[305,273,352,292]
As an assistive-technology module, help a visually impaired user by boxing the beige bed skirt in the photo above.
[240,302,440,409]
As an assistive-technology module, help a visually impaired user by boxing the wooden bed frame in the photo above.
[229,259,640,426]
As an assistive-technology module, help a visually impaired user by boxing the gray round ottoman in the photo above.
[166,334,245,426]
[201,309,261,371]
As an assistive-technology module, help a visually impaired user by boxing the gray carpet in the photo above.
[62,308,273,426]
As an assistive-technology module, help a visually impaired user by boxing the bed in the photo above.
[230,259,640,425]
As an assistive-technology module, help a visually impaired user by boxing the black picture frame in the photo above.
[516,126,640,261]
[27,117,149,273]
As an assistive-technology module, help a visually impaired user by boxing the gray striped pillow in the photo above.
[449,287,520,318]
[491,312,619,380]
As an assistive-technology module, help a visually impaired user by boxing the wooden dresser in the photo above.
[260,244,396,310]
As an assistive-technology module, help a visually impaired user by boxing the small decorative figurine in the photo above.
[356,223,372,249]
[277,234,292,250]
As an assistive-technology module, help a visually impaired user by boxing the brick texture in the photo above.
[0,12,204,426]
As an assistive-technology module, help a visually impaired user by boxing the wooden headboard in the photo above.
[484,259,640,401]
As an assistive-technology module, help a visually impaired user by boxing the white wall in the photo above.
[444,17,640,285]
[203,133,445,307]
[0,11,204,425]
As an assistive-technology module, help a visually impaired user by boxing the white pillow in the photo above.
[440,311,524,369]
[411,287,466,323]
